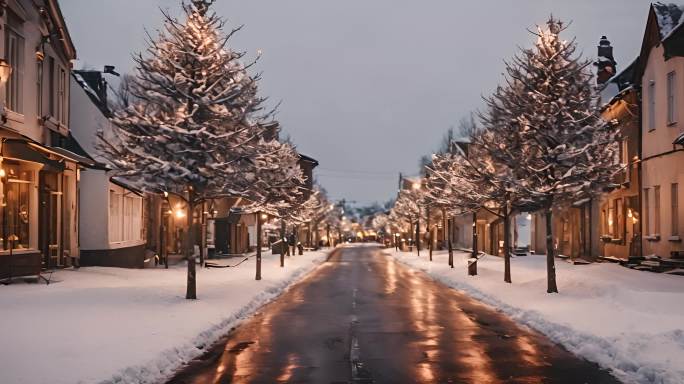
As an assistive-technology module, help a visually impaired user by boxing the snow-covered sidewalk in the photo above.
[0,249,330,384]
[388,249,684,384]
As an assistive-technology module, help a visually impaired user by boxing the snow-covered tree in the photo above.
[498,17,621,293]
[99,0,274,299]
[391,186,428,253]
[242,136,305,278]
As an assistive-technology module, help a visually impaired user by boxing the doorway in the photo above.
[39,171,63,268]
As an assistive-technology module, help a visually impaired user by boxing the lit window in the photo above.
[4,13,24,114]
[1,164,32,250]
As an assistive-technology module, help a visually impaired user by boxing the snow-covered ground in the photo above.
[388,249,684,384]
[0,249,330,384]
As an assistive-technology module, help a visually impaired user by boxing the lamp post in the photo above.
[255,212,263,280]
[413,182,421,256]
[469,211,478,276]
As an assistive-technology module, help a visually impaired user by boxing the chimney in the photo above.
[595,36,617,85]
[75,70,109,112]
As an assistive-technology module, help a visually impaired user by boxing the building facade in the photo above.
[0,0,84,279]
[69,70,147,268]
[637,4,684,259]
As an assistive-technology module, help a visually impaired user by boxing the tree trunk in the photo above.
[416,213,421,256]
[545,207,559,293]
[161,222,168,269]
[185,195,197,300]
[503,209,512,284]
[448,217,454,268]
[469,211,478,276]
[256,212,262,280]
[280,219,286,267]
[199,202,206,267]
[427,207,432,261]
[442,208,448,248]
[326,224,331,248]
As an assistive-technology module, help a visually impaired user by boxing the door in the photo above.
[39,171,63,268]
[214,218,229,254]
[49,191,63,265]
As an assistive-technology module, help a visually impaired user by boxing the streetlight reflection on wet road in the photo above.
[167,246,619,384]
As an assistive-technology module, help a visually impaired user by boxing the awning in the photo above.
[2,139,65,172]
[29,143,96,167]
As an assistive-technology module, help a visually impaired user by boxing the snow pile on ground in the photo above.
[388,249,684,384]
[0,249,330,384]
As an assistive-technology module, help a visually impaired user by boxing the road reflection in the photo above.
[167,247,619,384]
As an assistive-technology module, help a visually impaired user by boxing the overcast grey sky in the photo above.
[61,0,655,205]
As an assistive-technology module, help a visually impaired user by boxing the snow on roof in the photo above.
[653,2,684,39]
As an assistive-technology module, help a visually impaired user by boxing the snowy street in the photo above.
[0,250,329,384]
[168,246,618,384]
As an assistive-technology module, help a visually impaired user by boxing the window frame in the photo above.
[654,185,661,235]
[667,71,677,126]
[4,21,25,114]
[648,80,656,131]
[673,183,679,236]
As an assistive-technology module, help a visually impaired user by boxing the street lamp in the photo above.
[0,59,12,86]
[0,59,12,123]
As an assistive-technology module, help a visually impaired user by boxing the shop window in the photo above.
[1,164,33,250]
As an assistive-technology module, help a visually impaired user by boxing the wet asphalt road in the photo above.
[167,246,620,384]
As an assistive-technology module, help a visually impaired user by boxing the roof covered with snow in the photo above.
[653,2,684,39]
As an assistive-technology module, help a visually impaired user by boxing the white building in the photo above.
[69,70,147,268]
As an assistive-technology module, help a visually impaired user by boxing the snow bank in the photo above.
[388,249,684,384]
[0,250,330,384]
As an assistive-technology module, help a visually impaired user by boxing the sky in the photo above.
[61,0,656,205]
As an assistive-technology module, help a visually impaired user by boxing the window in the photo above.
[667,71,677,125]
[0,164,33,250]
[109,186,143,244]
[57,66,67,123]
[607,203,615,237]
[48,57,56,118]
[655,186,661,235]
[109,190,122,243]
[673,183,679,236]
[4,15,24,114]
[616,198,625,242]
[622,139,630,183]
[648,81,656,131]
[36,60,43,117]
[644,188,650,235]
